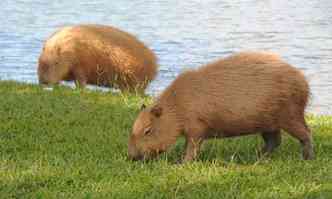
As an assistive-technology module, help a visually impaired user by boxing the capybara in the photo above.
[38,24,157,92]
[128,52,313,162]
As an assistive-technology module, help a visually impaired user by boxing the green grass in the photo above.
[0,81,331,199]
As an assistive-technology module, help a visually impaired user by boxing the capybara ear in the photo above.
[140,104,146,110]
[56,47,61,55]
[151,105,162,117]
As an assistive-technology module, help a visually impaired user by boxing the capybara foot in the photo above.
[302,140,314,160]
[261,131,281,154]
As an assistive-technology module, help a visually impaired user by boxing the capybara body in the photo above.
[128,52,313,162]
[38,24,157,92]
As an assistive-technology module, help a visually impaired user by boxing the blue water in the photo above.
[0,0,332,114]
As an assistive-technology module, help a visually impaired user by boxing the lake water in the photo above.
[0,0,331,115]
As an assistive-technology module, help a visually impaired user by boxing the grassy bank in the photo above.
[0,81,331,199]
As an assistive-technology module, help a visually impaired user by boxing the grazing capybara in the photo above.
[128,52,313,162]
[38,24,157,92]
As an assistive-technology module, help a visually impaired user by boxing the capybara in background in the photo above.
[38,24,158,92]
[128,52,313,162]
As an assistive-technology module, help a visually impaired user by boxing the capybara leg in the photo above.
[119,85,145,95]
[74,72,87,89]
[75,79,86,89]
[261,130,281,154]
[182,119,208,162]
[183,137,203,162]
[283,120,314,160]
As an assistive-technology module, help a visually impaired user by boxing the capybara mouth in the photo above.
[129,150,164,161]
[131,155,144,161]
[128,153,144,161]
[38,78,48,85]
[148,149,164,159]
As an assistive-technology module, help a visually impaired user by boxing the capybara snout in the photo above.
[128,137,141,161]
[128,52,314,162]
[37,62,49,84]
[128,106,170,160]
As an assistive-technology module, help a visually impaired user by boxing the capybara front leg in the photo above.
[75,79,86,89]
[183,137,203,162]
[74,72,87,89]
[261,130,281,154]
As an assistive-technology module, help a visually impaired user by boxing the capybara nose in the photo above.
[133,155,143,161]
[38,77,48,85]
[128,153,144,161]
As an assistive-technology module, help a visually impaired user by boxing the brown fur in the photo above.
[128,52,314,162]
[38,24,158,92]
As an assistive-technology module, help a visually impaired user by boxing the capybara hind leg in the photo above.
[283,120,314,160]
[183,137,203,162]
[261,130,281,154]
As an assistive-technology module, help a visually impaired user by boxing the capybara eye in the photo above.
[42,64,49,71]
[144,127,152,135]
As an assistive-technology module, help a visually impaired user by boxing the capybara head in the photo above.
[38,47,71,85]
[128,104,179,161]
